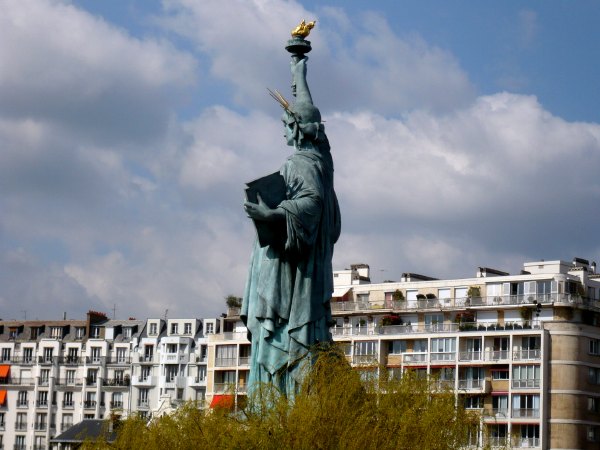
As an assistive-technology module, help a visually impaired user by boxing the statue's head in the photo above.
[282,101,322,147]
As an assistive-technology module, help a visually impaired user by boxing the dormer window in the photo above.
[75,327,85,339]
[205,323,214,334]
[9,328,18,340]
[51,327,63,339]
[123,328,132,339]
[184,323,192,335]
[149,323,158,336]
[171,323,178,335]
[91,327,100,338]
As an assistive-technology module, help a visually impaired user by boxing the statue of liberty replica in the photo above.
[242,20,341,398]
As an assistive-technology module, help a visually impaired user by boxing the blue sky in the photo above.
[1,0,600,320]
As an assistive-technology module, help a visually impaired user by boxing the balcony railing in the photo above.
[333,293,592,313]
[239,356,250,366]
[487,437,508,447]
[402,352,428,363]
[0,378,35,386]
[459,351,482,361]
[34,422,47,430]
[131,375,155,387]
[216,332,248,341]
[512,379,540,389]
[16,400,29,408]
[55,378,83,387]
[57,356,83,365]
[38,356,56,365]
[137,400,150,408]
[62,400,75,408]
[83,400,97,409]
[36,400,48,408]
[106,357,131,365]
[458,379,484,390]
[14,421,27,431]
[513,349,541,361]
[110,401,123,409]
[483,408,509,418]
[213,382,237,394]
[352,354,379,365]
[86,357,104,365]
[512,408,540,418]
[86,378,98,386]
[102,378,130,387]
[513,437,540,448]
[215,357,238,367]
[430,352,456,362]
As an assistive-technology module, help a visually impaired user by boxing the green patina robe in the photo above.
[242,146,341,395]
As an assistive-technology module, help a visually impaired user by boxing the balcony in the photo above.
[352,354,379,365]
[37,377,50,387]
[62,400,75,409]
[106,357,131,365]
[487,437,508,448]
[483,408,509,419]
[459,351,483,362]
[102,378,130,388]
[16,400,29,408]
[215,357,238,368]
[458,379,490,393]
[38,356,56,365]
[85,378,98,386]
[61,422,73,432]
[513,349,541,361]
[512,408,540,418]
[137,400,150,409]
[86,357,104,365]
[239,356,250,366]
[512,379,540,389]
[160,353,189,364]
[402,352,428,364]
[36,400,48,408]
[57,356,83,365]
[14,421,27,431]
[34,422,47,431]
[213,382,237,394]
[110,401,124,409]
[513,437,540,448]
[131,375,156,387]
[188,375,206,388]
[8,356,34,365]
[485,350,510,362]
[55,378,83,388]
[430,352,456,363]
[83,400,97,409]
[164,376,187,389]
[0,377,35,386]
[332,293,589,314]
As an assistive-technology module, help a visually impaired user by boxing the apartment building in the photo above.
[0,312,212,450]
[2,256,599,449]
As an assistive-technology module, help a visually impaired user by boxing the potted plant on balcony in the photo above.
[466,286,481,306]
[381,314,403,327]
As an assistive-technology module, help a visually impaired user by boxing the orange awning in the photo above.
[0,365,9,378]
[210,395,234,409]
[0,390,6,405]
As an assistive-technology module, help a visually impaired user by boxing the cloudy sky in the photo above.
[2,0,600,321]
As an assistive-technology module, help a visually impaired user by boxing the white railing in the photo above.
[459,351,482,361]
[331,293,594,313]
[512,408,540,418]
[402,352,428,363]
[513,437,540,448]
[513,349,541,360]
[430,352,456,362]
[512,379,540,389]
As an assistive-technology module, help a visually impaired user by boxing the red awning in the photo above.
[0,365,9,378]
[210,395,234,409]
[0,390,6,405]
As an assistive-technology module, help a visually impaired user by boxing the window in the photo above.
[17,391,28,407]
[114,370,125,384]
[67,347,79,363]
[85,391,96,408]
[522,336,541,350]
[354,341,377,363]
[63,392,73,407]
[589,368,600,385]
[51,327,62,339]
[165,365,178,382]
[66,370,76,384]
[9,328,18,339]
[413,339,427,352]
[197,366,207,381]
[215,345,237,366]
[144,345,154,361]
[43,347,53,363]
[513,365,540,388]
[184,323,192,334]
[166,343,177,354]
[0,348,11,362]
[491,368,509,380]
[23,347,33,363]
[87,369,98,385]
[425,314,444,331]
[0,412,4,429]
[519,424,540,447]
[431,338,456,360]
[464,396,483,409]
[356,293,369,304]
[388,340,407,355]
[37,391,48,407]
[170,323,178,335]
[15,435,26,447]
[139,388,149,407]
[84,414,95,419]
[123,327,132,339]
[35,413,47,430]
[16,412,27,430]
[149,323,158,335]
[76,327,85,339]
[62,413,73,431]
[591,339,600,355]
[112,392,123,408]
[588,426,600,442]
[205,322,214,334]
[492,395,508,414]
[141,366,151,381]
[589,397,600,413]
[91,327,100,338]
[91,347,101,363]
[40,369,50,385]
[116,347,127,363]
[513,394,540,418]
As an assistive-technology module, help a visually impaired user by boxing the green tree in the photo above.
[84,347,479,450]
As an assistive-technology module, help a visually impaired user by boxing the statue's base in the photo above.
[286,37,312,56]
